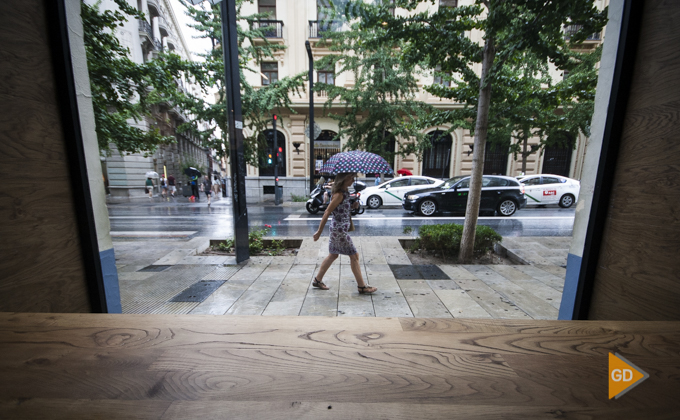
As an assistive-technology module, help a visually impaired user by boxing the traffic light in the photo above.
[267,153,272,165]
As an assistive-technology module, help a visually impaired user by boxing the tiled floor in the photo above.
[115,236,567,319]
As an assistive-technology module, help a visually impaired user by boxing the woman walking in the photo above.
[312,172,377,294]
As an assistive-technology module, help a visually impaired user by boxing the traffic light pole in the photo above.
[305,41,315,193]
[273,115,280,205]
[220,0,249,263]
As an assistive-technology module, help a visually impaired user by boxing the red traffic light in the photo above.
[278,147,282,152]
[273,115,277,120]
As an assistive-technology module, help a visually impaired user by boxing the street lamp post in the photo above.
[188,0,249,262]
[305,41,315,193]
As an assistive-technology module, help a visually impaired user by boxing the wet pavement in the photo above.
[111,196,571,319]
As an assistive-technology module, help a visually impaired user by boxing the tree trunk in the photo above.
[521,132,528,175]
[458,36,495,263]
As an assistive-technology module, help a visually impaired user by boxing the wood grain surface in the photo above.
[0,0,91,312]
[587,0,680,320]
[0,313,678,419]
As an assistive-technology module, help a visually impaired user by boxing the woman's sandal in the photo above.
[312,277,329,290]
[358,285,378,294]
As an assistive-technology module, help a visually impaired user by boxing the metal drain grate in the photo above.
[389,265,421,279]
[169,280,226,302]
[389,264,451,280]
[138,265,172,272]
[415,264,450,280]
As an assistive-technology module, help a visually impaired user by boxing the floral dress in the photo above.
[328,190,357,255]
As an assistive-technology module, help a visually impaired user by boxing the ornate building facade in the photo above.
[235,0,608,202]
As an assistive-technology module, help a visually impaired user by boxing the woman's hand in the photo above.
[313,231,321,241]
[351,201,360,209]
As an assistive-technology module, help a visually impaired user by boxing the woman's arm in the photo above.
[313,192,344,241]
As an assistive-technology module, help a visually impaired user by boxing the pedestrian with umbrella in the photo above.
[145,171,158,199]
[184,167,202,201]
[312,151,392,294]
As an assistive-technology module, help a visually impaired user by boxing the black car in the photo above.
[402,175,527,217]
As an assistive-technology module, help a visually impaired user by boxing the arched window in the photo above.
[259,130,286,177]
[483,142,508,175]
[422,130,452,178]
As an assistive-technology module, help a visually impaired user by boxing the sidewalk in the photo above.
[115,235,570,319]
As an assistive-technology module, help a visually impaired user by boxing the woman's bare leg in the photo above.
[315,253,338,281]
[350,253,377,292]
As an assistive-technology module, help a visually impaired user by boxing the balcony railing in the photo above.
[308,20,342,38]
[138,19,153,41]
[251,20,284,38]
[564,24,601,41]
[153,39,162,52]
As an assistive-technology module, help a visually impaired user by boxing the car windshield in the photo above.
[441,176,468,189]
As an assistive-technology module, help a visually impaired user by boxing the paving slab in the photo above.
[190,280,254,315]
[397,280,452,318]
[514,265,566,292]
[454,267,531,319]
[489,265,562,309]
[464,265,558,320]
[434,289,491,318]
[153,249,195,265]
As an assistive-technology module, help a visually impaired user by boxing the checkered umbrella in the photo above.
[320,151,394,175]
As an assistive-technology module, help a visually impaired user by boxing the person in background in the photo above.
[312,172,377,295]
[191,175,199,201]
[202,176,213,205]
[145,177,153,199]
[375,173,381,186]
[167,174,176,197]
[159,175,168,198]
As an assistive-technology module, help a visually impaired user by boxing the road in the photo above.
[108,197,576,239]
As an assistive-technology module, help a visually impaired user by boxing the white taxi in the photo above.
[518,174,580,208]
[360,176,444,209]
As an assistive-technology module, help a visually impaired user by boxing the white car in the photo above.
[518,174,580,208]
[360,176,444,209]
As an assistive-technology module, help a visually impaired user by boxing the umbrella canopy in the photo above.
[145,171,159,178]
[184,167,202,178]
[320,151,394,175]
[397,168,413,176]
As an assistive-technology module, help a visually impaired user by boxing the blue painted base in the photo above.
[558,253,582,320]
[100,247,122,313]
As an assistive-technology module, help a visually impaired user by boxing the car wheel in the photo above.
[306,202,319,214]
[497,199,517,217]
[367,195,382,209]
[419,199,437,216]
[559,194,575,208]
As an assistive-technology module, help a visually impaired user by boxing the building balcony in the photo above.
[147,0,160,18]
[138,19,153,43]
[251,20,284,38]
[158,16,169,38]
[564,24,601,42]
[308,20,342,39]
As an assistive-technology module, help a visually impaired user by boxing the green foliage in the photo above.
[314,3,434,162]
[402,226,413,234]
[417,224,501,255]
[290,193,308,202]
[180,154,207,176]
[82,0,196,155]
[218,239,234,251]
[268,239,286,256]
[175,0,307,166]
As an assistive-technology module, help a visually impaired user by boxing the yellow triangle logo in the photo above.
[609,353,649,399]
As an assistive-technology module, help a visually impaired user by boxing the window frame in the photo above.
[261,62,278,86]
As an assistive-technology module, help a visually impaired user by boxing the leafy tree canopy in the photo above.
[313,3,434,163]
[175,0,307,166]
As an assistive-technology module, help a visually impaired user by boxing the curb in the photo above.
[495,242,531,265]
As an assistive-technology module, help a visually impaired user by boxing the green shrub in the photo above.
[218,239,234,251]
[402,226,413,234]
[474,225,502,253]
[248,228,267,254]
[417,224,502,255]
[290,193,307,202]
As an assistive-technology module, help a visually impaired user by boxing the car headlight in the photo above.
[406,195,419,201]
